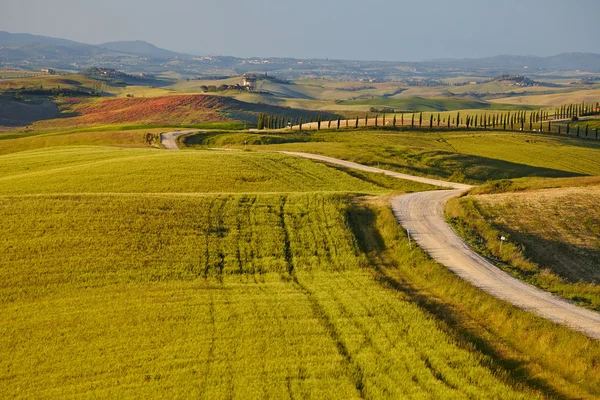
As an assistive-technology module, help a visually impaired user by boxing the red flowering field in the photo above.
[41,95,235,128]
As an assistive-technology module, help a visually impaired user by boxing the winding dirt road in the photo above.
[279,152,600,340]
[161,134,600,340]
[160,130,204,150]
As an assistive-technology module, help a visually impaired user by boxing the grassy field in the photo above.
[0,147,408,195]
[1,147,543,399]
[490,89,600,106]
[0,74,105,92]
[447,182,600,311]
[2,73,600,398]
[338,97,535,111]
[2,144,600,398]
[182,129,600,183]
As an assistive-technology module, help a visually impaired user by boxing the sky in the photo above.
[1,0,599,61]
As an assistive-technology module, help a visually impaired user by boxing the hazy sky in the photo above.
[1,0,599,61]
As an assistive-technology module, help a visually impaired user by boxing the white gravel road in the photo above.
[282,151,600,340]
[158,135,600,339]
[160,130,205,150]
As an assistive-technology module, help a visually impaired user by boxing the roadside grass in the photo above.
[470,176,600,195]
[350,199,600,399]
[445,186,600,311]
[571,118,600,131]
[181,129,600,182]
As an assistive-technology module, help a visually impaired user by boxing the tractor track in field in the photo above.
[161,133,600,340]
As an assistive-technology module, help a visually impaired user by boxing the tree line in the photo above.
[256,101,600,140]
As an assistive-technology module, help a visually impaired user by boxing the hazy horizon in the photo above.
[1,0,599,62]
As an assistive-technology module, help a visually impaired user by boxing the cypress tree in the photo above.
[382,114,386,126]
[474,115,478,128]
[299,117,303,131]
[437,113,441,127]
[456,112,460,128]
[503,114,506,130]
[401,113,404,126]
[328,119,331,128]
[257,114,264,130]
[411,114,415,128]
[317,115,321,130]
[419,112,423,127]
[337,116,341,129]
[447,114,450,128]
[355,116,359,128]
[375,115,378,127]
[393,115,397,127]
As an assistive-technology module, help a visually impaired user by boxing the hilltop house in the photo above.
[242,74,257,91]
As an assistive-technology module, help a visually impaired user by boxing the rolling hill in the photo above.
[97,40,190,58]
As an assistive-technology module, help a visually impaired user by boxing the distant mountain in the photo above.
[0,31,81,47]
[98,40,189,58]
[0,31,188,72]
[1,31,599,79]
[425,53,600,72]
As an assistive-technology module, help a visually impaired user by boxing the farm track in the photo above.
[160,130,204,149]
[161,134,600,340]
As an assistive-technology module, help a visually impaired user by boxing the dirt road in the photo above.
[282,151,600,340]
[160,130,204,150]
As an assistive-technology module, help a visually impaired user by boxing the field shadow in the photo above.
[501,228,600,285]
[383,149,584,182]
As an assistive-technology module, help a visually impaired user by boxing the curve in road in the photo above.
[280,152,600,340]
[160,130,205,150]
[160,133,600,340]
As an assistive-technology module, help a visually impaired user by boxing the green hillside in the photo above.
[339,96,537,111]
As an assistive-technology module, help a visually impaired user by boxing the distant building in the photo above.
[242,73,257,91]
[40,68,56,75]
